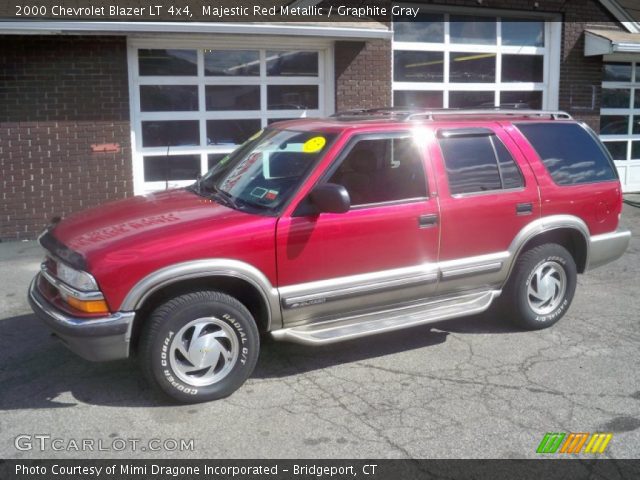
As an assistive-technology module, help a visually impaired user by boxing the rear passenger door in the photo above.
[429,125,540,295]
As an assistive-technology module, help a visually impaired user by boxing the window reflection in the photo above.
[517,123,617,185]
[500,91,543,109]
[502,20,544,46]
[206,86,260,111]
[604,142,627,161]
[140,85,198,112]
[603,63,632,82]
[204,50,260,76]
[143,155,200,182]
[439,136,502,194]
[449,91,494,108]
[602,89,631,108]
[267,85,318,110]
[450,16,496,45]
[394,90,443,108]
[142,121,199,147]
[207,119,261,145]
[600,116,629,135]
[450,52,496,83]
[394,14,444,43]
[139,49,197,76]
[266,51,318,77]
[502,55,543,82]
[394,51,444,82]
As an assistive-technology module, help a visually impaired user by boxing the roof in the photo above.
[270,110,574,132]
[0,20,390,39]
[599,0,640,33]
[585,29,640,55]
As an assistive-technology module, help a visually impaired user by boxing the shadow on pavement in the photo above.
[0,309,520,409]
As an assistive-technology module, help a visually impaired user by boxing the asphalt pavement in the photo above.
[1,202,639,459]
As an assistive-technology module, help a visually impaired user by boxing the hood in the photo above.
[51,189,256,266]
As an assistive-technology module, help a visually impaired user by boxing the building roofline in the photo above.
[0,20,391,39]
[599,0,640,33]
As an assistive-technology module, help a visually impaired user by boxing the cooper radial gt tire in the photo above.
[504,244,577,330]
[140,290,260,403]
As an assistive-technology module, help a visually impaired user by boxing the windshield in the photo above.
[195,128,336,213]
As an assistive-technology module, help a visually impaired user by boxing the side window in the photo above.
[438,134,524,195]
[494,137,524,189]
[516,122,618,185]
[328,136,427,206]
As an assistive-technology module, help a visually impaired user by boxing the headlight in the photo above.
[56,261,99,291]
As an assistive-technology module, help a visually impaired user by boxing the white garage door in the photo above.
[128,37,333,195]
[600,58,640,192]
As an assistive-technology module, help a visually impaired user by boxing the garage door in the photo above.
[128,37,333,195]
[600,59,640,192]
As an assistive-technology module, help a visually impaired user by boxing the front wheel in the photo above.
[140,290,259,403]
[503,244,577,330]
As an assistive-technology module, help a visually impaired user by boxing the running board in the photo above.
[271,290,500,345]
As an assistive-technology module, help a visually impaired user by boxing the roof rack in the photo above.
[331,108,572,121]
[330,107,414,118]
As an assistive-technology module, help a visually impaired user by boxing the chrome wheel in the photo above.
[527,261,567,316]
[169,317,239,387]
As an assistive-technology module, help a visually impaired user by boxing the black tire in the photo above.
[140,290,259,403]
[503,244,577,330]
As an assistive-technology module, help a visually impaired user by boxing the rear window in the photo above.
[516,123,617,185]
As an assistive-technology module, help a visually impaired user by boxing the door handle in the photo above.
[418,214,439,228]
[516,202,533,215]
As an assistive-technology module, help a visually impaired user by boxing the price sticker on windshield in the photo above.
[302,136,326,153]
[248,129,263,141]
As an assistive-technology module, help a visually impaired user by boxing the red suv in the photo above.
[29,109,631,403]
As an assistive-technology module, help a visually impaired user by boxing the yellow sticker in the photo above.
[302,136,326,153]
[248,129,263,141]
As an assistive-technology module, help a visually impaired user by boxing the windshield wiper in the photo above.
[207,185,241,210]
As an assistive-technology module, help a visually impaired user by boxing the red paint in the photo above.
[90,143,120,153]
[43,115,623,313]
[52,189,277,311]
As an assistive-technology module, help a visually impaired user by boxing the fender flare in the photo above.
[118,259,282,330]
[504,214,590,282]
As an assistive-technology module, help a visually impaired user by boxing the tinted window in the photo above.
[516,123,618,185]
[329,137,427,205]
[439,136,501,194]
[494,138,524,189]
[438,134,523,194]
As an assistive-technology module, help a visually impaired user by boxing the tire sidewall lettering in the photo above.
[525,255,569,324]
[158,311,250,394]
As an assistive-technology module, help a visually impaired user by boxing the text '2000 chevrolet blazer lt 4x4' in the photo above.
[29,109,631,403]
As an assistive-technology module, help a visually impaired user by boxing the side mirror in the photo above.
[309,183,351,214]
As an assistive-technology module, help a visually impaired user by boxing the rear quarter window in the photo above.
[516,122,618,185]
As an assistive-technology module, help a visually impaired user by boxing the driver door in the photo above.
[276,132,441,327]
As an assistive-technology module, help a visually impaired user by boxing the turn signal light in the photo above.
[65,296,110,314]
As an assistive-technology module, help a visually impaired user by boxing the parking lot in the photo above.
[1,203,639,459]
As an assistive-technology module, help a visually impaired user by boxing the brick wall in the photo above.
[0,3,630,239]
[335,39,392,111]
[0,35,132,241]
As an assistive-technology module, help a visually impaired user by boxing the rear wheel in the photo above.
[140,290,259,403]
[503,244,577,330]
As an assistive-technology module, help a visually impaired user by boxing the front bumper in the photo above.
[28,275,135,361]
[587,228,632,270]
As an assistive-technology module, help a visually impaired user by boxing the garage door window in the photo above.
[130,45,328,194]
[393,9,559,110]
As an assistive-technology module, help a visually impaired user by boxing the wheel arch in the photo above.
[120,259,281,351]
[504,215,590,285]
